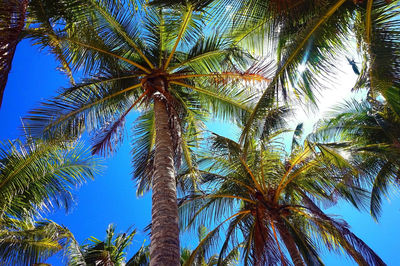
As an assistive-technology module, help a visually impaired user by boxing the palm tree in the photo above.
[1,220,146,266]
[0,218,72,265]
[0,0,29,107]
[0,0,92,107]
[0,137,99,264]
[312,98,400,220]
[67,224,142,266]
[23,1,271,264]
[180,133,385,265]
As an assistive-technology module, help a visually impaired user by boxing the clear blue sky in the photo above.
[1,40,400,265]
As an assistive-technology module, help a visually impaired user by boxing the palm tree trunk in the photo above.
[275,220,305,266]
[0,0,29,108]
[150,96,180,266]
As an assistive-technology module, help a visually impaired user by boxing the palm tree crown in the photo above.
[23,1,272,264]
[180,132,385,265]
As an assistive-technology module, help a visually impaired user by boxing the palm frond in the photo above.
[0,218,72,266]
[0,139,100,219]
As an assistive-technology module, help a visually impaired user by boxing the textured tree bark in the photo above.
[149,96,180,266]
[0,0,29,107]
[275,220,305,266]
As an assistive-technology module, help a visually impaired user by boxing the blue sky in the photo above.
[2,40,400,265]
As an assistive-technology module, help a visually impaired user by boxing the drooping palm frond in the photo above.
[0,139,100,219]
[166,0,400,142]
[300,193,386,266]
[0,0,95,108]
[291,123,304,152]
[25,75,143,141]
[0,218,72,266]
[23,0,92,84]
[239,0,357,142]
[353,0,400,116]
[131,110,155,196]
[313,98,400,220]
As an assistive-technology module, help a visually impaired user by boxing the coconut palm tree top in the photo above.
[180,133,385,265]
[23,0,271,155]
[21,2,274,264]
[22,0,275,198]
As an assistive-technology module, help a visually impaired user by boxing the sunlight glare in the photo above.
[298,64,306,73]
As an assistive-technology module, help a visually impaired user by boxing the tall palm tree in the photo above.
[23,1,271,264]
[0,137,99,264]
[312,98,400,220]
[0,0,29,107]
[180,133,385,265]
[0,0,90,107]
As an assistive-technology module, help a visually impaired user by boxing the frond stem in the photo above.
[274,147,311,203]
[88,0,155,69]
[203,194,256,204]
[164,6,193,70]
[168,73,270,82]
[44,83,142,132]
[66,38,151,73]
[167,50,226,72]
[169,81,251,112]
[270,220,286,265]
[239,157,265,193]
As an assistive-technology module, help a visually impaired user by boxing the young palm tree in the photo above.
[313,98,400,220]
[0,138,99,264]
[180,133,385,265]
[67,224,140,266]
[23,1,271,264]
[1,220,145,266]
